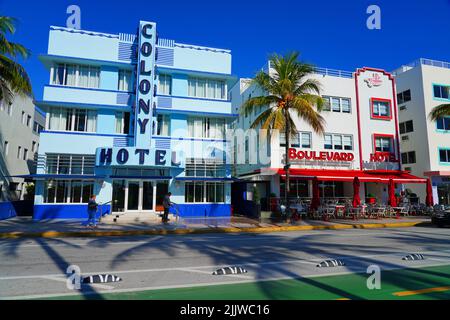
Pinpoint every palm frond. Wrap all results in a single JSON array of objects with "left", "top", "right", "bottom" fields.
[
  {"left": 428, "top": 104, "right": 450, "bottom": 121},
  {"left": 291, "top": 97, "right": 325, "bottom": 134},
  {"left": 240, "top": 95, "right": 279, "bottom": 116}
]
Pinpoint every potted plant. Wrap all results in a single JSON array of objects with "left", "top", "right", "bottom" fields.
[
  {"left": 366, "top": 193, "right": 376, "bottom": 204},
  {"left": 253, "top": 186, "right": 261, "bottom": 218}
]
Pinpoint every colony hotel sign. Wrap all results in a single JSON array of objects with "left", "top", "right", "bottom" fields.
[
  {"left": 288, "top": 148, "right": 355, "bottom": 162},
  {"left": 96, "top": 21, "right": 177, "bottom": 168}
]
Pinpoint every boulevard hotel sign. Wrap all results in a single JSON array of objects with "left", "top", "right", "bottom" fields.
[{"left": 95, "top": 21, "right": 177, "bottom": 168}]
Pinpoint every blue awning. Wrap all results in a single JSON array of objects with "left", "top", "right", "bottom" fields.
[
  {"left": 6, "top": 174, "right": 105, "bottom": 180},
  {"left": 174, "top": 177, "right": 236, "bottom": 182}
]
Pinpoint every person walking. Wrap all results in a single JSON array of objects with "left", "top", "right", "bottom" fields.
[
  {"left": 87, "top": 195, "right": 99, "bottom": 228},
  {"left": 162, "top": 192, "right": 172, "bottom": 223}
]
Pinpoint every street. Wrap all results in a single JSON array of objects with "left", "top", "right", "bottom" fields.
[{"left": 1, "top": 226, "right": 450, "bottom": 300}]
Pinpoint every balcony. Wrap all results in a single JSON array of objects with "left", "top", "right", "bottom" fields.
[
  {"left": 42, "top": 85, "right": 134, "bottom": 109},
  {"left": 155, "top": 95, "right": 233, "bottom": 116}
]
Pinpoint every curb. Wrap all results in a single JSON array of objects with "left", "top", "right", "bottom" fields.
[{"left": 0, "top": 221, "right": 425, "bottom": 239}]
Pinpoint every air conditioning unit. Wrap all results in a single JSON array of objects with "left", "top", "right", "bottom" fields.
[
  {"left": 399, "top": 105, "right": 407, "bottom": 111},
  {"left": 401, "top": 135, "right": 409, "bottom": 141}
]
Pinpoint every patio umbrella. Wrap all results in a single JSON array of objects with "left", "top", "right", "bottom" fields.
[
  {"left": 426, "top": 178, "right": 433, "bottom": 207},
  {"left": 352, "top": 177, "right": 361, "bottom": 207},
  {"left": 388, "top": 179, "right": 397, "bottom": 207},
  {"left": 311, "top": 178, "right": 320, "bottom": 211}
]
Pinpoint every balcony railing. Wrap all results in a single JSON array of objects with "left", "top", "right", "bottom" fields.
[{"left": 392, "top": 58, "right": 450, "bottom": 76}]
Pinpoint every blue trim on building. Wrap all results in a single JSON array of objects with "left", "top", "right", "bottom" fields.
[
  {"left": 39, "top": 54, "right": 135, "bottom": 68},
  {"left": 156, "top": 66, "right": 234, "bottom": 78},
  {"left": 41, "top": 130, "right": 133, "bottom": 138},
  {"left": 156, "top": 94, "right": 230, "bottom": 103},
  {"left": 110, "top": 176, "right": 172, "bottom": 180},
  {"left": 0, "top": 202, "right": 17, "bottom": 220},
  {"left": 16, "top": 174, "right": 102, "bottom": 180},
  {"left": 33, "top": 204, "right": 111, "bottom": 220},
  {"left": 174, "top": 204, "right": 231, "bottom": 218},
  {"left": 156, "top": 108, "right": 238, "bottom": 118},
  {"left": 35, "top": 100, "right": 133, "bottom": 110},
  {"left": 45, "top": 84, "right": 135, "bottom": 95},
  {"left": 175, "top": 177, "right": 234, "bottom": 182},
  {"left": 152, "top": 136, "right": 228, "bottom": 143}
]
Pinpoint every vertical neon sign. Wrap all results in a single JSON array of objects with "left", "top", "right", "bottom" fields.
[{"left": 135, "top": 21, "right": 157, "bottom": 148}]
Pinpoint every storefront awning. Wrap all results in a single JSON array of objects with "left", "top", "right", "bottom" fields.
[
  {"left": 174, "top": 177, "right": 236, "bottom": 183},
  {"left": 276, "top": 169, "right": 427, "bottom": 184}
]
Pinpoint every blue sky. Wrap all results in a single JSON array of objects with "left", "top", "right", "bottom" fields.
[{"left": 1, "top": 0, "right": 449, "bottom": 100}]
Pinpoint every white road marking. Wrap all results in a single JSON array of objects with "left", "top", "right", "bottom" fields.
[
  {"left": 39, "top": 275, "right": 114, "bottom": 290},
  {"left": 1, "top": 248, "right": 449, "bottom": 281},
  {"left": 3, "top": 261, "right": 450, "bottom": 300}
]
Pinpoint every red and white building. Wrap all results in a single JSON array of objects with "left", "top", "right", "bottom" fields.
[{"left": 230, "top": 63, "right": 428, "bottom": 209}]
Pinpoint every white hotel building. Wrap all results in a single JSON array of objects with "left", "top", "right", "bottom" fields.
[
  {"left": 393, "top": 58, "right": 450, "bottom": 205},
  {"left": 230, "top": 62, "right": 428, "bottom": 211}
]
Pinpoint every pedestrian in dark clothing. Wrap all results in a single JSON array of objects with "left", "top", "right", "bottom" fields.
[
  {"left": 87, "top": 195, "right": 98, "bottom": 228},
  {"left": 162, "top": 192, "right": 172, "bottom": 223}
]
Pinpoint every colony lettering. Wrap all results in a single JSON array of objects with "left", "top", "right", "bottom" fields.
[
  {"left": 135, "top": 21, "right": 157, "bottom": 148},
  {"left": 289, "top": 148, "right": 355, "bottom": 162}
]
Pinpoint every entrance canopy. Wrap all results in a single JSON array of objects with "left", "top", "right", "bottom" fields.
[{"left": 276, "top": 168, "right": 426, "bottom": 184}]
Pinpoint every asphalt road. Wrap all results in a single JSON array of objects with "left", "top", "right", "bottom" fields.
[{"left": 0, "top": 226, "right": 450, "bottom": 299}]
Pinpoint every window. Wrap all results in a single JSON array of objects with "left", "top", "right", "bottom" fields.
[
  {"left": 32, "top": 141, "right": 37, "bottom": 152},
  {"left": 322, "top": 96, "right": 351, "bottom": 113},
  {"left": 185, "top": 158, "right": 225, "bottom": 178},
  {"left": 23, "top": 148, "right": 28, "bottom": 160},
  {"left": 332, "top": 97, "right": 340, "bottom": 112},
  {"left": 397, "top": 89, "right": 411, "bottom": 104},
  {"left": 187, "top": 117, "right": 225, "bottom": 139},
  {"left": 0, "top": 99, "right": 4, "bottom": 112},
  {"left": 115, "top": 111, "right": 130, "bottom": 134},
  {"left": 17, "top": 146, "right": 21, "bottom": 159},
  {"left": 188, "top": 77, "right": 226, "bottom": 100},
  {"left": 185, "top": 182, "right": 225, "bottom": 203},
  {"left": 371, "top": 98, "right": 391, "bottom": 119},
  {"left": 118, "top": 69, "right": 132, "bottom": 92},
  {"left": 46, "top": 154, "right": 95, "bottom": 175},
  {"left": 158, "top": 74, "right": 172, "bottom": 95},
  {"left": 324, "top": 134, "right": 353, "bottom": 150},
  {"left": 21, "top": 111, "right": 25, "bottom": 124},
  {"left": 44, "top": 179, "right": 94, "bottom": 203},
  {"left": 280, "top": 132, "right": 311, "bottom": 148},
  {"left": 3, "top": 141, "right": 9, "bottom": 156},
  {"left": 52, "top": 64, "right": 100, "bottom": 89},
  {"left": 33, "top": 121, "right": 44, "bottom": 133},
  {"left": 433, "top": 84, "right": 450, "bottom": 99},
  {"left": 322, "top": 96, "right": 331, "bottom": 111},
  {"left": 436, "top": 117, "right": 450, "bottom": 131},
  {"left": 7, "top": 103, "right": 12, "bottom": 116},
  {"left": 27, "top": 115, "right": 32, "bottom": 127},
  {"left": 280, "top": 179, "right": 309, "bottom": 198},
  {"left": 401, "top": 151, "right": 416, "bottom": 164},
  {"left": 374, "top": 135, "right": 393, "bottom": 153},
  {"left": 48, "top": 107, "right": 97, "bottom": 132},
  {"left": 156, "top": 114, "right": 170, "bottom": 136},
  {"left": 439, "top": 149, "right": 450, "bottom": 163},
  {"left": 399, "top": 120, "right": 414, "bottom": 134}
]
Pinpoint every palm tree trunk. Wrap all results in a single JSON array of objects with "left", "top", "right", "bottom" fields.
[{"left": 284, "top": 107, "right": 290, "bottom": 218}]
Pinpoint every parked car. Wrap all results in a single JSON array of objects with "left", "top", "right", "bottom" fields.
[{"left": 431, "top": 206, "right": 450, "bottom": 227}]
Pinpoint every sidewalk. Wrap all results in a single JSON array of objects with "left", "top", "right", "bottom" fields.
[{"left": 0, "top": 215, "right": 431, "bottom": 239}]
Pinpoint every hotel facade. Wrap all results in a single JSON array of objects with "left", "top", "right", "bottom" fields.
[
  {"left": 231, "top": 62, "right": 428, "bottom": 211},
  {"left": 33, "top": 22, "right": 236, "bottom": 219},
  {"left": 393, "top": 58, "right": 450, "bottom": 205}
]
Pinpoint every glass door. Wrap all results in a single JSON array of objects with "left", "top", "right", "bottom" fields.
[
  {"left": 127, "top": 181, "right": 140, "bottom": 211},
  {"left": 142, "top": 181, "right": 154, "bottom": 211},
  {"left": 112, "top": 180, "right": 126, "bottom": 213}
]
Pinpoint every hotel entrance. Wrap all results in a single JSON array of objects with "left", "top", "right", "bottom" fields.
[{"left": 111, "top": 180, "right": 169, "bottom": 213}]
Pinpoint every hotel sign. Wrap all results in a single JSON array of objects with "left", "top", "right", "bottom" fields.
[
  {"left": 288, "top": 148, "right": 355, "bottom": 162},
  {"left": 135, "top": 21, "right": 157, "bottom": 148},
  {"left": 96, "top": 147, "right": 180, "bottom": 167},
  {"left": 369, "top": 152, "right": 398, "bottom": 163},
  {"left": 364, "top": 73, "right": 383, "bottom": 88}
]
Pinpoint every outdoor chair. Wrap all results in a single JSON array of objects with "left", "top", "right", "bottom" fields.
[{"left": 400, "top": 206, "right": 409, "bottom": 217}]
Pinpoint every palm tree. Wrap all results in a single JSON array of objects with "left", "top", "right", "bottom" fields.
[
  {"left": 0, "top": 16, "right": 32, "bottom": 105},
  {"left": 429, "top": 103, "right": 450, "bottom": 121},
  {"left": 241, "top": 52, "right": 325, "bottom": 215}
]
